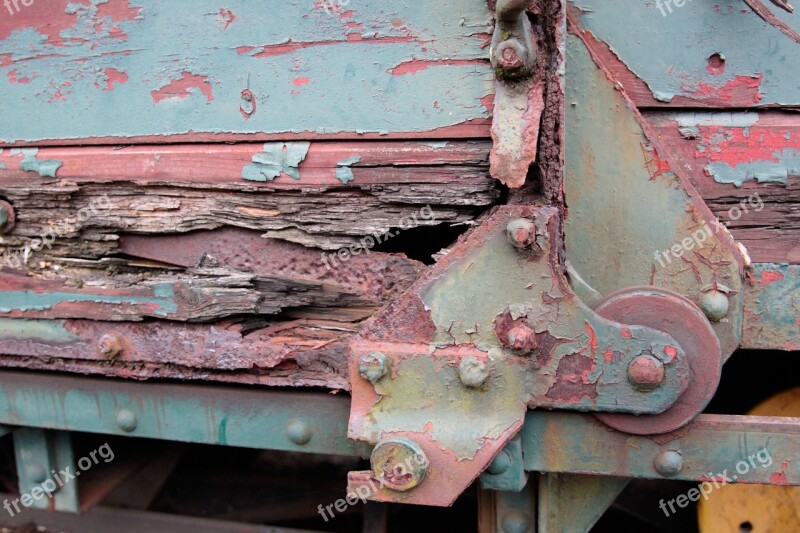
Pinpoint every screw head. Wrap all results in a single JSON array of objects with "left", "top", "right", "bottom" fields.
[
  {"left": 370, "top": 437, "right": 429, "bottom": 492},
  {"left": 358, "top": 352, "right": 390, "bottom": 383},
  {"left": 116, "top": 408, "right": 137, "bottom": 433},
  {"left": 459, "top": 356, "right": 490, "bottom": 388},
  {"left": 654, "top": 450, "right": 683, "bottom": 477},
  {"left": 506, "top": 324, "right": 538, "bottom": 353},
  {"left": 286, "top": 419, "right": 313, "bottom": 445},
  {"left": 495, "top": 39, "right": 527, "bottom": 71},
  {"left": 487, "top": 450, "right": 512, "bottom": 475},
  {"left": 0, "top": 200, "right": 15, "bottom": 234},
  {"left": 628, "top": 355, "right": 665, "bottom": 391},
  {"left": 98, "top": 334, "right": 123, "bottom": 358},
  {"left": 501, "top": 510, "right": 532, "bottom": 533},
  {"left": 700, "top": 290, "right": 729, "bottom": 322},
  {"left": 506, "top": 219, "right": 537, "bottom": 250}
]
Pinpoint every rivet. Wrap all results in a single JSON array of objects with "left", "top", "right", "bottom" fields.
[
  {"left": 487, "top": 450, "right": 512, "bottom": 475},
  {"left": 459, "top": 356, "right": 490, "bottom": 388},
  {"left": 116, "top": 408, "right": 137, "bottom": 433},
  {"left": 358, "top": 352, "right": 390, "bottom": 383},
  {"left": 98, "top": 334, "right": 123, "bottom": 358},
  {"left": 506, "top": 323, "right": 538, "bottom": 353},
  {"left": 654, "top": 450, "right": 683, "bottom": 477},
  {"left": 370, "top": 437, "right": 429, "bottom": 492},
  {"left": 501, "top": 510, "right": 532, "bottom": 533},
  {"left": 286, "top": 419, "right": 313, "bottom": 445},
  {"left": 700, "top": 290, "right": 729, "bottom": 322},
  {"left": 628, "top": 354, "right": 665, "bottom": 391},
  {"left": 0, "top": 200, "right": 15, "bottom": 234},
  {"left": 506, "top": 219, "right": 536, "bottom": 250}
]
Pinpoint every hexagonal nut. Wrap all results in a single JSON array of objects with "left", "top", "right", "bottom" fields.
[
  {"left": 507, "top": 323, "right": 538, "bottom": 353},
  {"left": 494, "top": 39, "right": 527, "bottom": 72},
  {"left": 371, "top": 437, "right": 429, "bottom": 492},
  {"left": 358, "top": 352, "right": 390, "bottom": 383},
  {"left": 459, "top": 356, "right": 490, "bottom": 388},
  {"left": 506, "top": 219, "right": 537, "bottom": 250}
]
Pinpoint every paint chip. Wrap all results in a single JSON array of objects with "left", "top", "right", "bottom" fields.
[{"left": 242, "top": 142, "right": 310, "bottom": 181}]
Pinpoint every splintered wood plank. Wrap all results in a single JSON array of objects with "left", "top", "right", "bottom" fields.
[
  {"left": 0, "top": 0, "right": 493, "bottom": 145},
  {"left": 646, "top": 111, "right": 800, "bottom": 264}
]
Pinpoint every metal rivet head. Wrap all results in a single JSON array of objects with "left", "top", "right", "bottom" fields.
[
  {"left": 506, "top": 219, "right": 536, "bottom": 250},
  {"left": 628, "top": 354, "right": 665, "bottom": 391},
  {"left": 700, "top": 290, "right": 729, "bottom": 322},
  {"left": 459, "top": 356, "right": 490, "bottom": 388},
  {"left": 116, "top": 408, "right": 137, "bottom": 433},
  {"left": 285, "top": 419, "right": 313, "bottom": 445},
  {"left": 501, "top": 510, "right": 532, "bottom": 533},
  {"left": 98, "top": 334, "right": 123, "bottom": 358},
  {"left": 506, "top": 324, "right": 538, "bottom": 353},
  {"left": 487, "top": 450, "right": 512, "bottom": 475},
  {"left": 0, "top": 200, "right": 15, "bottom": 235},
  {"left": 358, "top": 352, "right": 390, "bottom": 383},
  {"left": 654, "top": 450, "right": 683, "bottom": 477},
  {"left": 371, "top": 437, "right": 429, "bottom": 492},
  {"left": 26, "top": 463, "right": 47, "bottom": 484}
]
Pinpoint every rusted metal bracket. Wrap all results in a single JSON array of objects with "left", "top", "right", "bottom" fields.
[
  {"left": 489, "top": 0, "right": 546, "bottom": 188},
  {"left": 347, "top": 206, "right": 698, "bottom": 506}
]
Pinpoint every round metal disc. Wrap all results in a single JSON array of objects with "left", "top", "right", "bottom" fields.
[{"left": 594, "top": 286, "right": 722, "bottom": 435}]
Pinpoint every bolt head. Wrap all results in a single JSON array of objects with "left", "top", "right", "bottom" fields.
[
  {"left": 370, "top": 437, "right": 429, "bottom": 492},
  {"left": 700, "top": 290, "right": 729, "bottom": 322},
  {"left": 501, "top": 510, "right": 532, "bottom": 533},
  {"left": 286, "top": 419, "right": 313, "bottom": 445},
  {"left": 116, "top": 408, "right": 137, "bottom": 432},
  {"left": 628, "top": 355, "right": 665, "bottom": 391},
  {"left": 507, "top": 324, "right": 538, "bottom": 353},
  {"left": 98, "top": 334, "right": 123, "bottom": 358},
  {"left": 487, "top": 450, "right": 512, "bottom": 475},
  {"left": 358, "top": 352, "right": 390, "bottom": 383},
  {"left": 459, "top": 356, "right": 490, "bottom": 388},
  {"left": 0, "top": 200, "right": 15, "bottom": 234},
  {"left": 506, "top": 219, "right": 537, "bottom": 250},
  {"left": 496, "top": 39, "right": 527, "bottom": 71},
  {"left": 654, "top": 450, "right": 683, "bottom": 477}
]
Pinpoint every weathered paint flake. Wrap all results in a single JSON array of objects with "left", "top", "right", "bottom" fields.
[
  {"left": 10, "top": 148, "right": 62, "bottom": 178},
  {"left": 242, "top": 142, "right": 310, "bottom": 182},
  {"left": 743, "top": 264, "right": 800, "bottom": 350},
  {"left": 335, "top": 156, "right": 360, "bottom": 184}
]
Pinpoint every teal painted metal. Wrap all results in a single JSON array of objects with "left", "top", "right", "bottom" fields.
[
  {"left": 0, "top": 371, "right": 370, "bottom": 458},
  {"left": 0, "top": 286, "right": 178, "bottom": 316},
  {"left": 480, "top": 482, "right": 535, "bottom": 533},
  {"left": 0, "top": 0, "right": 493, "bottom": 144},
  {"left": 743, "top": 263, "right": 800, "bottom": 350},
  {"left": 523, "top": 411, "right": 800, "bottom": 485},
  {"left": 13, "top": 428, "right": 79, "bottom": 513},
  {"left": 570, "top": 0, "right": 800, "bottom": 106},
  {"left": 480, "top": 435, "right": 527, "bottom": 492},
  {"left": 537, "top": 473, "right": 629, "bottom": 533}
]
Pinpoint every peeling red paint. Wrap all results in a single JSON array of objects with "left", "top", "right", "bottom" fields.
[
  {"left": 7, "top": 69, "right": 31, "bottom": 84},
  {"left": 100, "top": 67, "right": 128, "bottom": 91},
  {"left": 760, "top": 270, "right": 785, "bottom": 286},
  {"left": 388, "top": 59, "right": 487, "bottom": 76},
  {"left": 218, "top": 8, "right": 236, "bottom": 29},
  {"left": 584, "top": 322, "right": 598, "bottom": 358},
  {"left": 706, "top": 53, "right": 726, "bottom": 76},
  {"left": 663, "top": 345, "right": 678, "bottom": 361},
  {"left": 770, "top": 471, "right": 789, "bottom": 485},
  {"left": 95, "top": 0, "right": 143, "bottom": 23},
  {"left": 151, "top": 73, "right": 214, "bottom": 103},
  {"left": 697, "top": 125, "right": 796, "bottom": 168},
  {"left": 603, "top": 348, "right": 615, "bottom": 363},
  {"left": 293, "top": 77, "right": 310, "bottom": 87},
  {"left": 687, "top": 74, "right": 763, "bottom": 106},
  {"left": 239, "top": 36, "right": 416, "bottom": 58},
  {"left": 620, "top": 325, "right": 632, "bottom": 339}
]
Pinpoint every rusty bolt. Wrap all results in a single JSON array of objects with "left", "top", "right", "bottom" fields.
[
  {"left": 506, "top": 323, "right": 538, "bottom": 353},
  {"left": 628, "top": 355, "right": 665, "bottom": 391},
  {"left": 459, "top": 356, "right": 490, "bottom": 388},
  {"left": 654, "top": 450, "right": 683, "bottom": 477},
  {"left": 370, "top": 437, "right": 429, "bottom": 492},
  {"left": 506, "top": 219, "right": 537, "bottom": 250},
  {"left": 98, "top": 334, "right": 123, "bottom": 358},
  {"left": 0, "top": 200, "right": 15, "bottom": 234},
  {"left": 495, "top": 39, "right": 527, "bottom": 71},
  {"left": 358, "top": 352, "right": 390, "bottom": 383},
  {"left": 700, "top": 290, "right": 729, "bottom": 322}
]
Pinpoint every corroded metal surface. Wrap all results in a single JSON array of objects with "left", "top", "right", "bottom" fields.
[{"left": 742, "top": 263, "right": 800, "bottom": 350}]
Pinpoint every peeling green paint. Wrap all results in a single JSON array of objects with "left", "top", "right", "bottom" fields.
[
  {"left": 0, "top": 285, "right": 178, "bottom": 316},
  {"left": 242, "top": 142, "right": 310, "bottom": 181},
  {"left": 743, "top": 263, "right": 800, "bottom": 350},
  {"left": 9, "top": 148, "right": 62, "bottom": 178},
  {"left": 0, "top": 319, "right": 82, "bottom": 344},
  {"left": 335, "top": 156, "right": 361, "bottom": 185},
  {"left": 706, "top": 159, "right": 795, "bottom": 187}
]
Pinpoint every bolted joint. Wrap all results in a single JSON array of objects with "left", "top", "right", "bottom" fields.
[
  {"left": 0, "top": 200, "right": 15, "bottom": 235},
  {"left": 496, "top": 39, "right": 527, "bottom": 71},
  {"left": 358, "top": 352, "right": 390, "bottom": 383},
  {"left": 371, "top": 437, "right": 429, "bottom": 492},
  {"left": 459, "top": 356, "right": 490, "bottom": 388},
  {"left": 628, "top": 354, "right": 665, "bottom": 391},
  {"left": 491, "top": 0, "right": 537, "bottom": 79},
  {"left": 506, "top": 218, "right": 538, "bottom": 250}
]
